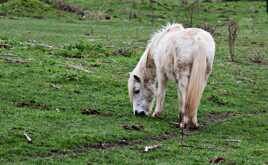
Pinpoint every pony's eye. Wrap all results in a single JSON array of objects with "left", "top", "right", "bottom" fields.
[{"left": 134, "top": 89, "right": 140, "bottom": 94}]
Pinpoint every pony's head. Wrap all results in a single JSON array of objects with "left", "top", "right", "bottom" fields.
[{"left": 128, "top": 72, "right": 155, "bottom": 116}]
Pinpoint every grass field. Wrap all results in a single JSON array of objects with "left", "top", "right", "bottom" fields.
[{"left": 0, "top": 0, "right": 267, "bottom": 164}]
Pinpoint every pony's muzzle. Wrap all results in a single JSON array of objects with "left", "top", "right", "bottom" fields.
[{"left": 134, "top": 110, "right": 146, "bottom": 116}]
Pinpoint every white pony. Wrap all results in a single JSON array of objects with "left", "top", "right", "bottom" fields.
[{"left": 128, "top": 23, "right": 215, "bottom": 129}]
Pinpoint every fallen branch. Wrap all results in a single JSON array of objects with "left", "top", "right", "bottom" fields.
[{"left": 209, "top": 157, "right": 225, "bottom": 164}]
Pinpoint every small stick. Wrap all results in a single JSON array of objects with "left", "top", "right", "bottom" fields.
[
  {"left": 225, "top": 139, "right": 241, "bottom": 143},
  {"left": 23, "top": 132, "right": 32, "bottom": 143},
  {"left": 144, "top": 144, "right": 161, "bottom": 152}
]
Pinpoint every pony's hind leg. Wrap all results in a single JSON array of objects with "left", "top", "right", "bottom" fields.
[
  {"left": 152, "top": 74, "right": 167, "bottom": 117},
  {"left": 176, "top": 74, "right": 188, "bottom": 123},
  {"left": 176, "top": 69, "right": 199, "bottom": 130}
]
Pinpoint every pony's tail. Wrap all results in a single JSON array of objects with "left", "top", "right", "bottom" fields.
[{"left": 185, "top": 48, "right": 207, "bottom": 124}]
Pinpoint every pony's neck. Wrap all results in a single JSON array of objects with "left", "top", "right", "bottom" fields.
[{"left": 133, "top": 47, "right": 156, "bottom": 83}]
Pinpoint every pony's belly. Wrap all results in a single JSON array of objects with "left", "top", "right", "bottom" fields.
[{"left": 162, "top": 63, "right": 179, "bottom": 81}]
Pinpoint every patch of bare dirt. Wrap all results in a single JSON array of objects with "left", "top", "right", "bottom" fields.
[
  {"left": 209, "top": 156, "right": 225, "bottom": 164},
  {"left": 15, "top": 100, "right": 49, "bottom": 110},
  {"left": 122, "top": 124, "right": 144, "bottom": 131},
  {"left": 29, "top": 131, "right": 176, "bottom": 159},
  {"left": 112, "top": 48, "right": 132, "bottom": 57},
  {"left": 0, "top": 0, "right": 8, "bottom": 4},
  {"left": 81, "top": 108, "right": 100, "bottom": 115},
  {"left": 0, "top": 54, "right": 27, "bottom": 64},
  {"left": 77, "top": 131, "right": 175, "bottom": 150},
  {"left": 202, "top": 111, "right": 237, "bottom": 125},
  {"left": 3, "top": 57, "right": 27, "bottom": 64},
  {"left": 0, "top": 43, "right": 10, "bottom": 49},
  {"left": 80, "top": 108, "right": 112, "bottom": 117},
  {"left": 46, "top": 0, "right": 84, "bottom": 15},
  {"left": 0, "top": 12, "right": 7, "bottom": 17}
]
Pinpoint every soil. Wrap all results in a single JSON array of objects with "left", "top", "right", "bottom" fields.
[
  {"left": 15, "top": 100, "right": 49, "bottom": 110},
  {"left": 80, "top": 108, "right": 113, "bottom": 117}
]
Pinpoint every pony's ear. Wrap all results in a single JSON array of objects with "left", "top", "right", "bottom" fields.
[
  {"left": 133, "top": 74, "right": 141, "bottom": 83},
  {"left": 146, "top": 49, "right": 154, "bottom": 68}
]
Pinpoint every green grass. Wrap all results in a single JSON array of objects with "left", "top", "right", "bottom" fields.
[{"left": 0, "top": 0, "right": 267, "bottom": 164}]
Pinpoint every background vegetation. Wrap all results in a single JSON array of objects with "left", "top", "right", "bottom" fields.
[{"left": 0, "top": 0, "right": 267, "bottom": 164}]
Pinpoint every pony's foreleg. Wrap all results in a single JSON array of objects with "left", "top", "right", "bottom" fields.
[
  {"left": 152, "top": 74, "right": 167, "bottom": 117},
  {"left": 177, "top": 75, "right": 188, "bottom": 123},
  {"left": 206, "top": 62, "right": 213, "bottom": 81}
]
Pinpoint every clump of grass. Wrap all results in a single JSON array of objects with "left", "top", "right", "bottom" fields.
[
  {"left": 0, "top": 0, "right": 52, "bottom": 17},
  {"left": 0, "top": 38, "right": 23, "bottom": 47},
  {"left": 55, "top": 40, "right": 110, "bottom": 58},
  {"left": 207, "top": 94, "right": 229, "bottom": 106},
  {"left": 50, "top": 71, "right": 86, "bottom": 84}
]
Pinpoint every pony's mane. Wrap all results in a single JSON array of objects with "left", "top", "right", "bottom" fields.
[{"left": 149, "top": 23, "right": 184, "bottom": 45}]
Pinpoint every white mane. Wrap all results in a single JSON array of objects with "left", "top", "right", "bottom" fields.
[{"left": 149, "top": 23, "right": 184, "bottom": 46}]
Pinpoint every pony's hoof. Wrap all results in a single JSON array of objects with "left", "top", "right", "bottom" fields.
[
  {"left": 179, "top": 122, "right": 186, "bottom": 129},
  {"left": 152, "top": 112, "right": 160, "bottom": 117},
  {"left": 189, "top": 122, "right": 199, "bottom": 130}
]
